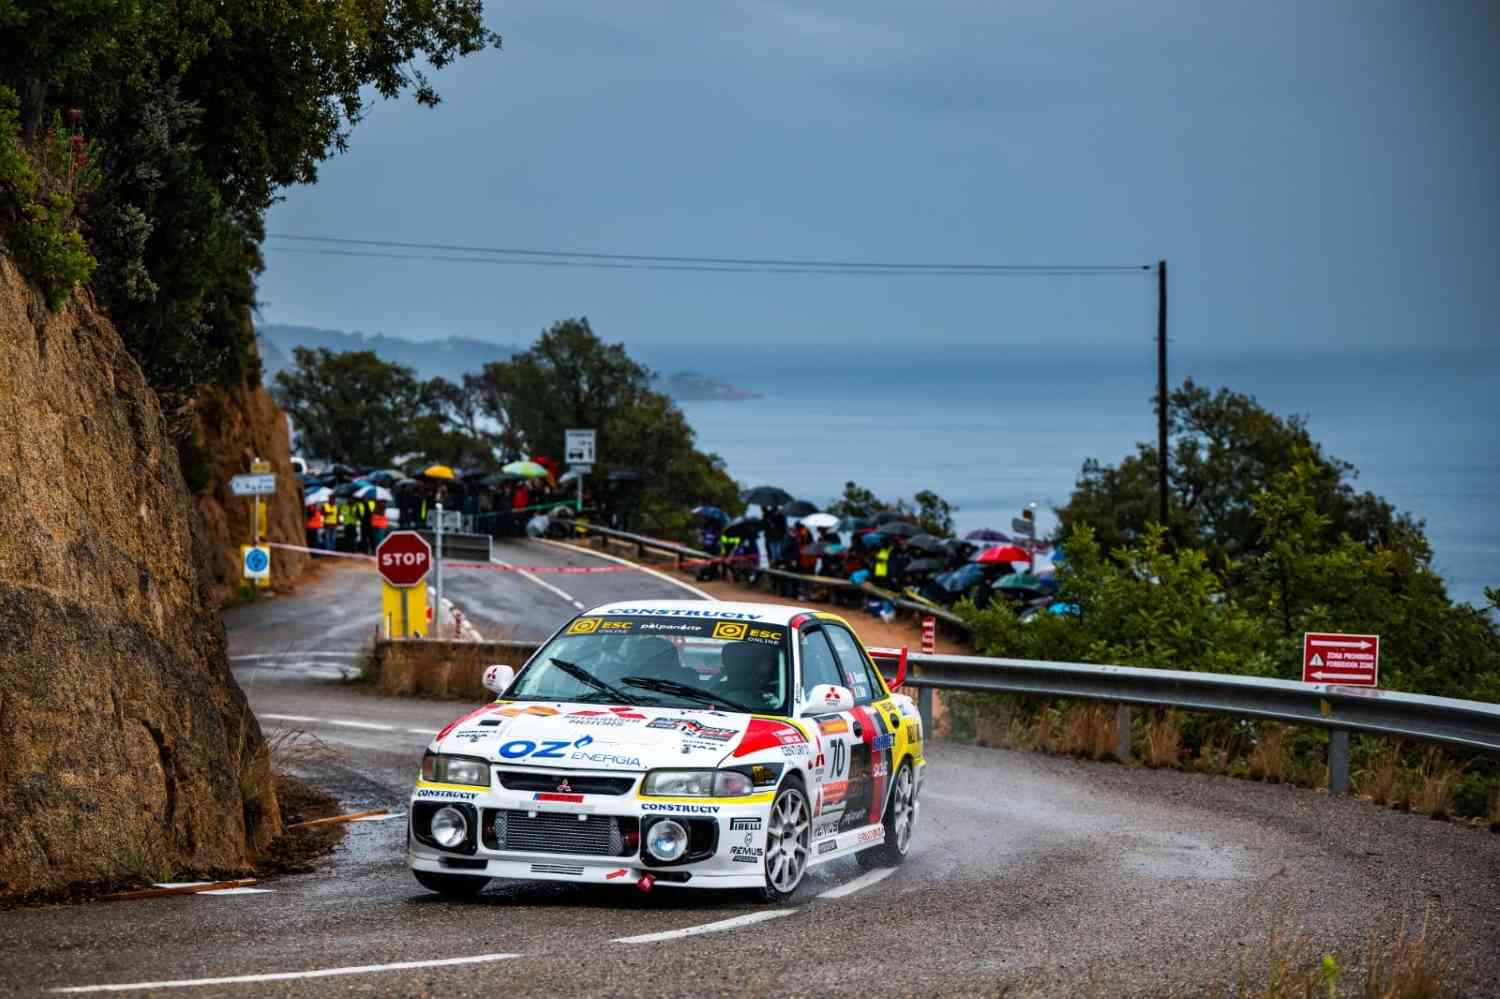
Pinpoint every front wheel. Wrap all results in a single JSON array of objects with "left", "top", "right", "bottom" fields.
[
  {"left": 758, "top": 780, "right": 811, "bottom": 902},
  {"left": 412, "top": 868, "right": 490, "bottom": 897},
  {"left": 858, "top": 760, "right": 916, "bottom": 869}
]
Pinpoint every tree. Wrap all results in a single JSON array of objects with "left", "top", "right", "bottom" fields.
[
  {"left": 272, "top": 348, "right": 430, "bottom": 467},
  {"left": 1057, "top": 380, "right": 1418, "bottom": 566},
  {"left": 913, "top": 489, "right": 957, "bottom": 538},
  {"left": 471, "top": 318, "right": 739, "bottom": 535}
]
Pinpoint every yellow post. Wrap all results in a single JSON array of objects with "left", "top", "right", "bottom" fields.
[{"left": 382, "top": 580, "right": 427, "bottom": 638}]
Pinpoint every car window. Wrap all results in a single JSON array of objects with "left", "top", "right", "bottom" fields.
[
  {"left": 823, "top": 624, "right": 884, "bottom": 704},
  {"left": 799, "top": 629, "right": 843, "bottom": 700}
]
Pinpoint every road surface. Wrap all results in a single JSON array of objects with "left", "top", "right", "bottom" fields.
[{"left": 4, "top": 537, "right": 1498, "bottom": 996}]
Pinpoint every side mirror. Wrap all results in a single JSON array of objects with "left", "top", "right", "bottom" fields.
[
  {"left": 482, "top": 663, "right": 515, "bottom": 695},
  {"left": 803, "top": 683, "right": 854, "bottom": 715}
]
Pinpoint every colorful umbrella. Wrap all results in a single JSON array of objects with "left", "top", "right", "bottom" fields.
[
  {"left": 692, "top": 505, "right": 730, "bottom": 524},
  {"left": 421, "top": 464, "right": 456, "bottom": 481},
  {"left": 965, "top": 527, "right": 1010, "bottom": 542},
  {"left": 994, "top": 571, "right": 1048, "bottom": 591},
  {"left": 975, "top": 545, "right": 1030, "bottom": 564},
  {"left": 502, "top": 460, "right": 550, "bottom": 479},
  {"left": 304, "top": 486, "right": 332, "bottom": 505}
]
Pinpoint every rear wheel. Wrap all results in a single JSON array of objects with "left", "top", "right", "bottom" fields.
[
  {"left": 758, "top": 780, "right": 810, "bottom": 902},
  {"left": 413, "top": 868, "right": 490, "bottom": 897},
  {"left": 858, "top": 759, "right": 915, "bottom": 869}
]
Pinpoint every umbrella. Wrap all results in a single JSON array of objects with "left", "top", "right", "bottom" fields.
[
  {"left": 801, "top": 512, "right": 839, "bottom": 531},
  {"left": 479, "top": 472, "right": 523, "bottom": 488},
  {"left": 907, "top": 534, "right": 947, "bottom": 554},
  {"left": 304, "top": 486, "right": 332, "bottom": 505},
  {"left": 936, "top": 564, "right": 985, "bottom": 593},
  {"left": 365, "top": 470, "right": 402, "bottom": 486},
  {"left": 995, "top": 572, "right": 1050, "bottom": 593},
  {"left": 530, "top": 455, "right": 560, "bottom": 476},
  {"left": 724, "top": 516, "right": 763, "bottom": 535},
  {"left": 975, "top": 545, "right": 1030, "bottom": 564},
  {"left": 836, "top": 515, "right": 868, "bottom": 532},
  {"left": 502, "top": 460, "right": 550, "bottom": 479},
  {"left": 421, "top": 464, "right": 456, "bottom": 481},
  {"left": 804, "top": 542, "right": 844, "bottom": 557},
  {"left": 355, "top": 484, "right": 394, "bottom": 502},
  {"left": 943, "top": 538, "right": 978, "bottom": 559},
  {"left": 872, "top": 510, "right": 907, "bottom": 526},
  {"left": 784, "top": 499, "right": 818, "bottom": 518},
  {"left": 332, "top": 482, "right": 359, "bottom": 498},
  {"left": 904, "top": 557, "right": 945, "bottom": 574},
  {"left": 557, "top": 469, "right": 582, "bottom": 486},
  {"left": 965, "top": 527, "right": 1010, "bottom": 542},
  {"left": 744, "top": 485, "right": 792, "bottom": 507},
  {"left": 874, "top": 521, "right": 919, "bottom": 539},
  {"left": 691, "top": 505, "right": 730, "bottom": 524},
  {"left": 328, "top": 463, "right": 357, "bottom": 480}
]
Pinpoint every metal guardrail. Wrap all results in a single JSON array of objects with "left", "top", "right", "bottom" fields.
[
  {"left": 573, "top": 523, "right": 970, "bottom": 632},
  {"left": 901, "top": 652, "right": 1500, "bottom": 792},
  {"left": 416, "top": 530, "right": 493, "bottom": 563}
]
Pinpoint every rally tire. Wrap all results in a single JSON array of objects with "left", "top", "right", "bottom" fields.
[
  {"left": 412, "top": 869, "right": 491, "bottom": 897},
  {"left": 857, "top": 759, "right": 915, "bottom": 869},
  {"left": 758, "top": 778, "right": 811, "bottom": 903}
]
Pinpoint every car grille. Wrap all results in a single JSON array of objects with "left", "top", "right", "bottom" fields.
[
  {"left": 494, "top": 771, "right": 636, "bottom": 796},
  {"left": 490, "top": 809, "right": 628, "bottom": 856}
]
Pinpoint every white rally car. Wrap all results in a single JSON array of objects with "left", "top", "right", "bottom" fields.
[{"left": 408, "top": 600, "right": 925, "bottom": 900}]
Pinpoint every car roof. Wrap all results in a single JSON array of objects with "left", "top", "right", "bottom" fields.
[{"left": 584, "top": 599, "right": 812, "bottom": 627}]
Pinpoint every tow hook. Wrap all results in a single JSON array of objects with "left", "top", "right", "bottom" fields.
[{"left": 637, "top": 873, "right": 656, "bottom": 893}]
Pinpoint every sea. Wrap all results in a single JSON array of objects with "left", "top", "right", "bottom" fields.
[{"left": 668, "top": 345, "right": 1498, "bottom": 610}]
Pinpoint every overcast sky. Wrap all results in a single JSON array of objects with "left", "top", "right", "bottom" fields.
[{"left": 258, "top": 0, "right": 1499, "bottom": 361}]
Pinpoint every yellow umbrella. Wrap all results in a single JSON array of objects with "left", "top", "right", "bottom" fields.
[{"left": 421, "top": 464, "right": 455, "bottom": 480}]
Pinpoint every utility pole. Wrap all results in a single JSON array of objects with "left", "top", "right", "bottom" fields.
[{"left": 1156, "top": 260, "right": 1169, "bottom": 527}]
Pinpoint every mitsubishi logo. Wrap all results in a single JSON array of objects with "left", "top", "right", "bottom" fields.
[{"left": 557, "top": 779, "right": 572, "bottom": 793}]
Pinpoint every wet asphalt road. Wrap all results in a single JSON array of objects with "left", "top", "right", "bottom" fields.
[{"left": 4, "top": 538, "right": 1499, "bottom": 996}]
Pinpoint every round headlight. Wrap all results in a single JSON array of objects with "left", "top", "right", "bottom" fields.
[
  {"left": 430, "top": 806, "right": 467, "bottom": 849},
  {"left": 646, "top": 819, "right": 688, "bottom": 862}
]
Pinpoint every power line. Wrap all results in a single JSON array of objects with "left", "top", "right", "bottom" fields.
[
  {"left": 265, "top": 232, "right": 1149, "bottom": 276},
  {"left": 269, "top": 245, "right": 1149, "bottom": 277}
]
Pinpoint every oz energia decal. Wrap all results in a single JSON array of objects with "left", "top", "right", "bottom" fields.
[{"left": 495, "top": 733, "right": 643, "bottom": 769}]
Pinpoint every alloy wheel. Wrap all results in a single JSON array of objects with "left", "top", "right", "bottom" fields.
[{"left": 764, "top": 786, "right": 810, "bottom": 893}]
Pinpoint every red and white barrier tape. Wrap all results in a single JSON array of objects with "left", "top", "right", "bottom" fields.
[{"left": 267, "top": 542, "right": 751, "bottom": 575}]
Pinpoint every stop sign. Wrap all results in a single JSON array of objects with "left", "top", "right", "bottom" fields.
[{"left": 376, "top": 531, "right": 432, "bottom": 587}]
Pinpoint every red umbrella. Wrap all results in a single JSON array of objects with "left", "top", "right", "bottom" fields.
[
  {"left": 975, "top": 545, "right": 1029, "bottom": 564},
  {"left": 530, "top": 455, "right": 560, "bottom": 475}
]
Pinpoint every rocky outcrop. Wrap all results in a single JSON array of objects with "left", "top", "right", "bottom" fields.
[
  {"left": 187, "top": 340, "right": 309, "bottom": 604},
  {"left": 0, "top": 257, "right": 280, "bottom": 895}
]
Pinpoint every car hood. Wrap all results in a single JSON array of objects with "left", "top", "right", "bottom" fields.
[{"left": 432, "top": 701, "right": 765, "bottom": 772}]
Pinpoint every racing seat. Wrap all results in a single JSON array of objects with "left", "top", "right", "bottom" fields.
[{"left": 623, "top": 635, "right": 697, "bottom": 688}]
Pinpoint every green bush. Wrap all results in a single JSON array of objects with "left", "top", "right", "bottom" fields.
[{"left": 0, "top": 91, "right": 99, "bottom": 310}]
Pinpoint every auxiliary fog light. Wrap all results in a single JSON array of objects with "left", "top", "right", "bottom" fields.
[
  {"left": 431, "top": 807, "right": 468, "bottom": 849},
  {"left": 646, "top": 819, "right": 688, "bottom": 862}
]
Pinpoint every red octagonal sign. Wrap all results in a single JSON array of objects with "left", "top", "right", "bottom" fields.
[{"left": 376, "top": 530, "right": 432, "bottom": 587}]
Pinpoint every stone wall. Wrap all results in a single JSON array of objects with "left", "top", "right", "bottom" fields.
[{"left": 368, "top": 639, "right": 539, "bottom": 701}]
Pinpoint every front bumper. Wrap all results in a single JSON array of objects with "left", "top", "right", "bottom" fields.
[{"left": 406, "top": 772, "right": 774, "bottom": 890}]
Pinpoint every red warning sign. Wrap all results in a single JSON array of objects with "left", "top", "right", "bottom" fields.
[{"left": 1302, "top": 632, "right": 1380, "bottom": 687}]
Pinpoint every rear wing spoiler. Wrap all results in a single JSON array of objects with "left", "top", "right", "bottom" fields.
[{"left": 865, "top": 645, "right": 909, "bottom": 689}]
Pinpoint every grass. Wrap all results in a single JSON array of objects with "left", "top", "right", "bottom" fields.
[
  {"left": 1248, "top": 723, "right": 1292, "bottom": 784},
  {"left": 1410, "top": 748, "right": 1463, "bottom": 821},
  {"left": 1206, "top": 909, "right": 1457, "bottom": 999},
  {"left": 1355, "top": 743, "right": 1408, "bottom": 808},
  {"left": 1143, "top": 709, "right": 1182, "bottom": 768},
  {"left": 1060, "top": 702, "right": 1119, "bottom": 761}
]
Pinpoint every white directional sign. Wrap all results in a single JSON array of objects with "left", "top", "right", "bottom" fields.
[
  {"left": 230, "top": 473, "right": 277, "bottom": 496},
  {"left": 565, "top": 428, "right": 596, "bottom": 466}
]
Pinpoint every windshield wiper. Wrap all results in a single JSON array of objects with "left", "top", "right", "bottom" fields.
[
  {"left": 548, "top": 657, "right": 634, "bottom": 705},
  {"left": 622, "top": 676, "right": 756, "bottom": 715}
]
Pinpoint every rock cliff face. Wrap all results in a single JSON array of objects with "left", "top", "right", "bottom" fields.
[
  {"left": 0, "top": 256, "right": 281, "bottom": 895},
  {"left": 187, "top": 335, "right": 309, "bottom": 604}
]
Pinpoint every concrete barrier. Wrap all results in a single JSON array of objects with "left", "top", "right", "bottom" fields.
[{"left": 368, "top": 639, "right": 539, "bottom": 700}]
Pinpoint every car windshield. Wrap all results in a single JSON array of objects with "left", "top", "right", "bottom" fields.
[{"left": 507, "top": 614, "right": 792, "bottom": 715}]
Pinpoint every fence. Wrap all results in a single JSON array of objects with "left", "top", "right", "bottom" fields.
[{"left": 900, "top": 652, "right": 1500, "bottom": 793}]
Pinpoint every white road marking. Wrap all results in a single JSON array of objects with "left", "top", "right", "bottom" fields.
[
  {"left": 259, "top": 713, "right": 396, "bottom": 733},
  {"left": 49, "top": 953, "right": 521, "bottom": 993},
  {"left": 492, "top": 555, "right": 586, "bottom": 610},
  {"left": 533, "top": 537, "right": 713, "bottom": 599},
  {"left": 817, "top": 865, "right": 896, "bottom": 900},
  {"left": 612, "top": 909, "right": 795, "bottom": 944}
]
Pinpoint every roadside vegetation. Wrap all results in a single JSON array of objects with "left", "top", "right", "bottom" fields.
[
  {"left": 952, "top": 383, "right": 1500, "bottom": 824},
  {"left": 0, "top": 0, "right": 501, "bottom": 430}
]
